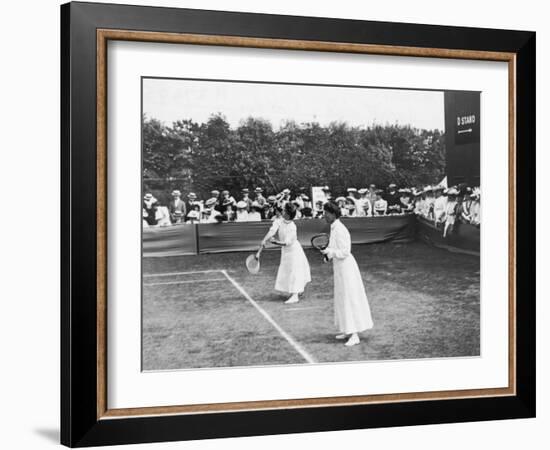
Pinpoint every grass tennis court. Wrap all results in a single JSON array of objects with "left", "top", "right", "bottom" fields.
[{"left": 142, "top": 241, "right": 480, "bottom": 371}]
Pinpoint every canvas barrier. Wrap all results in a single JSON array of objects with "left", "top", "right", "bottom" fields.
[
  {"left": 143, "top": 214, "right": 417, "bottom": 257},
  {"left": 416, "top": 216, "right": 480, "bottom": 255}
]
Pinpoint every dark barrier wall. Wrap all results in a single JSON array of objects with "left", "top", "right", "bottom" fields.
[
  {"left": 142, "top": 223, "right": 198, "bottom": 257},
  {"left": 416, "top": 216, "right": 480, "bottom": 254},
  {"left": 143, "top": 215, "right": 416, "bottom": 257}
]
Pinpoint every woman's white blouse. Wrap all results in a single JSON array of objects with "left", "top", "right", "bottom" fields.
[{"left": 326, "top": 220, "right": 352, "bottom": 260}]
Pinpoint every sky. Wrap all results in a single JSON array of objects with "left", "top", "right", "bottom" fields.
[{"left": 143, "top": 78, "right": 445, "bottom": 131}]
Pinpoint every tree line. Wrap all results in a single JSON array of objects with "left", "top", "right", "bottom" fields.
[{"left": 143, "top": 114, "right": 446, "bottom": 204}]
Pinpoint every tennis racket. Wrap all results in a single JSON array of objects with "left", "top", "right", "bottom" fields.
[
  {"left": 310, "top": 233, "right": 330, "bottom": 262},
  {"left": 245, "top": 245, "right": 264, "bottom": 274}
]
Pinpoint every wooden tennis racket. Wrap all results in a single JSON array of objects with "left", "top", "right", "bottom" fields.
[
  {"left": 245, "top": 245, "right": 264, "bottom": 274},
  {"left": 310, "top": 233, "right": 330, "bottom": 262}
]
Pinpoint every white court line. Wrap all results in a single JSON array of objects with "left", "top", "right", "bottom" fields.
[
  {"left": 144, "top": 278, "right": 226, "bottom": 286},
  {"left": 221, "top": 270, "right": 316, "bottom": 364},
  {"left": 143, "top": 270, "right": 224, "bottom": 278},
  {"left": 284, "top": 306, "right": 325, "bottom": 312}
]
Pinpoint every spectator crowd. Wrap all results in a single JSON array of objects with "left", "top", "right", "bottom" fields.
[{"left": 143, "top": 183, "right": 480, "bottom": 236}]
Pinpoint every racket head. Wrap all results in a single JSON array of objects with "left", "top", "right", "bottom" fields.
[
  {"left": 310, "top": 233, "right": 330, "bottom": 250},
  {"left": 245, "top": 254, "right": 261, "bottom": 274}
]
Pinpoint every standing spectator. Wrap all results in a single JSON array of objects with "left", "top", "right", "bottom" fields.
[
  {"left": 207, "top": 189, "right": 220, "bottom": 211},
  {"left": 433, "top": 186, "right": 447, "bottom": 225},
  {"left": 143, "top": 193, "right": 158, "bottom": 226},
  {"left": 220, "top": 190, "right": 236, "bottom": 209},
  {"left": 202, "top": 198, "right": 222, "bottom": 223},
  {"left": 254, "top": 188, "right": 266, "bottom": 208},
  {"left": 221, "top": 198, "right": 235, "bottom": 222},
  {"left": 241, "top": 188, "right": 253, "bottom": 212},
  {"left": 386, "top": 183, "right": 401, "bottom": 214},
  {"left": 367, "top": 184, "right": 378, "bottom": 207},
  {"left": 443, "top": 188, "right": 459, "bottom": 237},
  {"left": 373, "top": 190, "right": 388, "bottom": 216},
  {"left": 277, "top": 188, "right": 291, "bottom": 207},
  {"left": 322, "top": 186, "right": 332, "bottom": 204},
  {"left": 169, "top": 190, "right": 186, "bottom": 224},
  {"left": 185, "top": 192, "right": 202, "bottom": 216},
  {"left": 265, "top": 195, "right": 279, "bottom": 220}
]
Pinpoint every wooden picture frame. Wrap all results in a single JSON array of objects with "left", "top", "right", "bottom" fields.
[{"left": 61, "top": 1, "right": 535, "bottom": 447}]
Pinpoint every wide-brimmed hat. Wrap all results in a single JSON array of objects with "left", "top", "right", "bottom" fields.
[
  {"left": 221, "top": 190, "right": 229, "bottom": 196},
  {"left": 188, "top": 192, "right": 197, "bottom": 198},
  {"left": 369, "top": 184, "right": 376, "bottom": 188},
  {"left": 388, "top": 183, "right": 397, "bottom": 189},
  {"left": 358, "top": 188, "right": 368, "bottom": 194},
  {"left": 347, "top": 187, "right": 357, "bottom": 193},
  {"left": 205, "top": 198, "right": 217, "bottom": 207},
  {"left": 236, "top": 201, "right": 247, "bottom": 209},
  {"left": 301, "top": 194, "right": 309, "bottom": 200},
  {"left": 267, "top": 195, "right": 277, "bottom": 202},
  {"left": 335, "top": 196, "right": 346, "bottom": 203},
  {"left": 211, "top": 189, "right": 220, "bottom": 195},
  {"left": 242, "top": 188, "right": 249, "bottom": 194},
  {"left": 144, "top": 193, "right": 153, "bottom": 200},
  {"left": 171, "top": 190, "right": 181, "bottom": 196},
  {"left": 447, "top": 188, "right": 459, "bottom": 195},
  {"left": 423, "top": 186, "right": 433, "bottom": 193},
  {"left": 187, "top": 211, "right": 200, "bottom": 220},
  {"left": 254, "top": 187, "right": 263, "bottom": 193},
  {"left": 282, "top": 188, "right": 291, "bottom": 195},
  {"left": 322, "top": 185, "right": 330, "bottom": 192}
]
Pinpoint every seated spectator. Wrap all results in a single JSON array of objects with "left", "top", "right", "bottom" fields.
[
  {"left": 470, "top": 188, "right": 481, "bottom": 226},
  {"left": 399, "top": 188, "right": 414, "bottom": 213},
  {"left": 356, "top": 188, "right": 372, "bottom": 217},
  {"left": 433, "top": 186, "right": 447, "bottom": 224},
  {"left": 143, "top": 193, "right": 158, "bottom": 226},
  {"left": 235, "top": 201, "right": 249, "bottom": 222},
  {"left": 202, "top": 198, "right": 222, "bottom": 223},
  {"left": 155, "top": 204, "right": 172, "bottom": 227},
  {"left": 186, "top": 210, "right": 200, "bottom": 224},
  {"left": 314, "top": 200, "right": 324, "bottom": 218},
  {"left": 345, "top": 197, "right": 357, "bottom": 217},
  {"left": 459, "top": 192, "right": 473, "bottom": 223},
  {"left": 247, "top": 202, "right": 263, "bottom": 222},
  {"left": 373, "top": 190, "right": 388, "bottom": 216},
  {"left": 335, "top": 196, "right": 348, "bottom": 216}
]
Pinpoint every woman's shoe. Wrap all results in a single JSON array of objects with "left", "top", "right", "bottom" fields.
[
  {"left": 284, "top": 294, "right": 299, "bottom": 304},
  {"left": 335, "top": 334, "right": 348, "bottom": 340},
  {"left": 345, "top": 333, "right": 360, "bottom": 346}
]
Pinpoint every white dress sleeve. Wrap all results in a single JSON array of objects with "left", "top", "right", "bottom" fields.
[
  {"left": 326, "top": 223, "right": 351, "bottom": 260},
  {"left": 264, "top": 218, "right": 281, "bottom": 240}
]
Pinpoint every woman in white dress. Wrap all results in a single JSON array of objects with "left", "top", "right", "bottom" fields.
[
  {"left": 261, "top": 202, "right": 311, "bottom": 304},
  {"left": 321, "top": 202, "right": 374, "bottom": 346}
]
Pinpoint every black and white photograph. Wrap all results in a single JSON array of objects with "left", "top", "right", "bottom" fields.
[{"left": 141, "top": 77, "right": 481, "bottom": 371}]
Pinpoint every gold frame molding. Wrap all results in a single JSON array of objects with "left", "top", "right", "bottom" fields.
[{"left": 96, "top": 29, "right": 516, "bottom": 420}]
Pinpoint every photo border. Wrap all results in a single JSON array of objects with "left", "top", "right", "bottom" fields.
[{"left": 61, "top": 2, "right": 534, "bottom": 446}]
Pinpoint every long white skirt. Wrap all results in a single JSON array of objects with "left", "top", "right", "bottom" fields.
[
  {"left": 333, "top": 254, "right": 373, "bottom": 333},
  {"left": 275, "top": 241, "right": 311, "bottom": 294}
]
